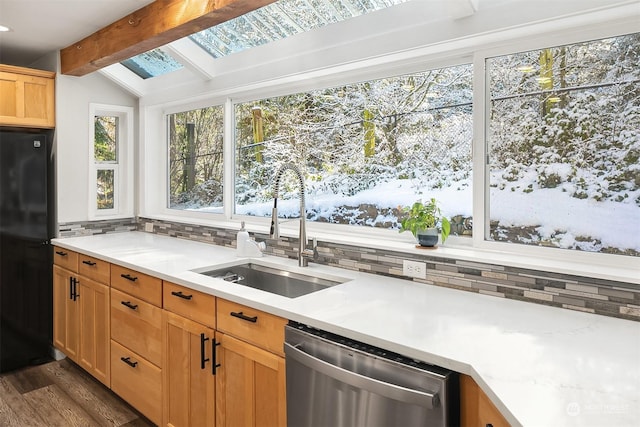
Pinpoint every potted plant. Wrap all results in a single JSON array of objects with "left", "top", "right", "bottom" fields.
[{"left": 399, "top": 198, "right": 451, "bottom": 247}]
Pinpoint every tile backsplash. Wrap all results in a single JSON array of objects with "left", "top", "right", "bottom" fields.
[
  {"left": 57, "top": 217, "right": 640, "bottom": 322},
  {"left": 58, "top": 218, "right": 137, "bottom": 237}
]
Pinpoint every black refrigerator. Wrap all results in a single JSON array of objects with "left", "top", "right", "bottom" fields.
[{"left": 0, "top": 130, "right": 55, "bottom": 373}]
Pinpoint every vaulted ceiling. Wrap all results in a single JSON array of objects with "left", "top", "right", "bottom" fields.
[{"left": 2, "top": 0, "right": 637, "bottom": 100}]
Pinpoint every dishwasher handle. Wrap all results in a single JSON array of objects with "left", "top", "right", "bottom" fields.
[{"left": 284, "top": 342, "right": 439, "bottom": 409}]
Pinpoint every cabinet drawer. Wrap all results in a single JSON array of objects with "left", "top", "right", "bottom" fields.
[
  {"left": 111, "top": 340, "right": 162, "bottom": 426},
  {"left": 78, "top": 254, "right": 110, "bottom": 284},
  {"left": 53, "top": 247, "right": 78, "bottom": 272},
  {"left": 111, "top": 265, "right": 162, "bottom": 307},
  {"left": 217, "top": 299, "right": 287, "bottom": 356},
  {"left": 111, "top": 288, "right": 162, "bottom": 367},
  {"left": 163, "top": 281, "right": 216, "bottom": 328}
]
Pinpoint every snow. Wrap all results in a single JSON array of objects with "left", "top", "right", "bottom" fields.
[
  {"left": 233, "top": 174, "right": 639, "bottom": 252},
  {"left": 491, "top": 186, "right": 640, "bottom": 251}
]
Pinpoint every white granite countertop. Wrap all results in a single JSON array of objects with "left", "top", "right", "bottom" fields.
[{"left": 52, "top": 232, "right": 640, "bottom": 427}]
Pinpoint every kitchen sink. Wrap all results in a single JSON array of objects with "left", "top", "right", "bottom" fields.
[{"left": 195, "top": 262, "right": 348, "bottom": 298}]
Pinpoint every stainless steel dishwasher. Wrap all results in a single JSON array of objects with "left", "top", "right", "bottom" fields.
[{"left": 284, "top": 322, "right": 459, "bottom": 427}]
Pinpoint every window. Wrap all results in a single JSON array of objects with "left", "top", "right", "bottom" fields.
[
  {"left": 121, "top": 48, "right": 184, "bottom": 79},
  {"left": 487, "top": 33, "right": 640, "bottom": 256},
  {"left": 190, "top": 0, "right": 408, "bottom": 59},
  {"left": 234, "top": 64, "right": 473, "bottom": 235},
  {"left": 89, "top": 104, "right": 134, "bottom": 219},
  {"left": 168, "top": 106, "right": 224, "bottom": 212}
]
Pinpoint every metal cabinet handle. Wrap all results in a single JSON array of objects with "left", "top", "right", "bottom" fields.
[
  {"left": 120, "top": 356, "right": 138, "bottom": 368},
  {"left": 284, "top": 342, "right": 439, "bottom": 409},
  {"left": 200, "top": 333, "right": 210, "bottom": 369},
  {"left": 56, "top": 250, "right": 68, "bottom": 256},
  {"left": 121, "top": 301, "right": 138, "bottom": 310},
  {"left": 200, "top": 334, "right": 221, "bottom": 375},
  {"left": 69, "top": 277, "right": 79, "bottom": 301},
  {"left": 120, "top": 273, "right": 138, "bottom": 282},
  {"left": 171, "top": 291, "right": 193, "bottom": 300},
  {"left": 212, "top": 339, "right": 220, "bottom": 375},
  {"left": 230, "top": 311, "right": 257, "bottom": 323},
  {"left": 82, "top": 260, "right": 96, "bottom": 266}
]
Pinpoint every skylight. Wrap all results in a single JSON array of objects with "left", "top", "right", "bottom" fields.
[
  {"left": 119, "top": 0, "right": 408, "bottom": 79},
  {"left": 121, "top": 48, "right": 184, "bottom": 79},
  {"left": 189, "top": 0, "right": 409, "bottom": 58}
]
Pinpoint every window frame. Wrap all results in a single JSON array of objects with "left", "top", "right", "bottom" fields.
[
  {"left": 137, "top": 14, "right": 639, "bottom": 283},
  {"left": 473, "top": 32, "right": 638, "bottom": 271},
  {"left": 88, "top": 103, "right": 135, "bottom": 220}
]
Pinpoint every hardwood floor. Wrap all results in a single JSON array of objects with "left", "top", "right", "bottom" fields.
[{"left": 0, "top": 358, "right": 155, "bottom": 427}]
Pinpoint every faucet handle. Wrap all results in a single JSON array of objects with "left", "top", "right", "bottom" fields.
[
  {"left": 311, "top": 238, "right": 319, "bottom": 260},
  {"left": 269, "top": 207, "right": 279, "bottom": 239}
]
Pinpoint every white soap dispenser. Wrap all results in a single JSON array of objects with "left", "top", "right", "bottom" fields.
[{"left": 236, "top": 221, "right": 249, "bottom": 256}]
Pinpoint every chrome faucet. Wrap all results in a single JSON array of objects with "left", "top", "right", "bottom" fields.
[{"left": 269, "top": 163, "right": 317, "bottom": 267}]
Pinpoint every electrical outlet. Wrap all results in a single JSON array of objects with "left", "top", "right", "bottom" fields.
[
  {"left": 403, "top": 260, "right": 426, "bottom": 279},
  {"left": 144, "top": 222, "right": 154, "bottom": 232}
]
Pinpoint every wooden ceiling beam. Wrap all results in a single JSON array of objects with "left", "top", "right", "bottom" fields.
[{"left": 60, "top": 0, "right": 277, "bottom": 76}]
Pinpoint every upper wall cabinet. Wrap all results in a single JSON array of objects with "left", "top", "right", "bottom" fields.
[{"left": 0, "top": 64, "right": 55, "bottom": 129}]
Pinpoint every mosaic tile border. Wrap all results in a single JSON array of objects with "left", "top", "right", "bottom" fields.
[
  {"left": 58, "top": 218, "right": 138, "bottom": 237},
  {"left": 59, "top": 216, "right": 640, "bottom": 322}
]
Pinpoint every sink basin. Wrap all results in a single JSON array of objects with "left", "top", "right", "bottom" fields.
[{"left": 195, "top": 262, "right": 348, "bottom": 298}]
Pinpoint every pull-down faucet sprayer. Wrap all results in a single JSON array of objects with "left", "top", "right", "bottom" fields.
[{"left": 269, "top": 163, "right": 317, "bottom": 267}]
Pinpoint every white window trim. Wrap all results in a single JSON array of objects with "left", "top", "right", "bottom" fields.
[
  {"left": 89, "top": 103, "right": 134, "bottom": 220},
  {"left": 137, "top": 10, "right": 640, "bottom": 285}
]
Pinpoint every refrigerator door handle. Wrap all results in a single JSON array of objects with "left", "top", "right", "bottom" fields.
[{"left": 28, "top": 240, "right": 50, "bottom": 248}]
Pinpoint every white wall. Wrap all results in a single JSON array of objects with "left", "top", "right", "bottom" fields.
[{"left": 55, "top": 68, "right": 137, "bottom": 223}]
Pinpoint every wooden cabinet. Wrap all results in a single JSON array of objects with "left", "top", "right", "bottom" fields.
[
  {"left": 163, "top": 283, "right": 217, "bottom": 427},
  {"left": 460, "top": 374, "right": 511, "bottom": 427},
  {"left": 0, "top": 64, "right": 55, "bottom": 128},
  {"left": 111, "top": 340, "right": 162, "bottom": 424},
  {"left": 52, "top": 264, "right": 79, "bottom": 360},
  {"left": 163, "top": 310, "right": 216, "bottom": 427},
  {"left": 110, "top": 265, "right": 163, "bottom": 425},
  {"left": 78, "top": 254, "right": 111, "bottom": 284},
  {"left": 55, "top": 250, "right": 287, "bottom": 427},
  {"left": 112, "top": 264, "right": 162, "bottom": 306},
  {"left": 215, "top": 299, "right": 287, "bottom": 427},
  {"left": 164, "top": 281, "right": 215, "bottom": 328},
  {"left": 216, "top": 332, "right": 286, "bottom": 427},
  {"left": 52, "top": 248, "right": 110, "bottom": 386},
  {"left": 216, "top": 299, "right": 287, "bottom": 357},
  {"left": 163, "top": 287, "right": 286, "bottom": 427},
  {"left": 77, "top": 276, "right": 110, "bottom": 385},
  {"left": 111, "top": 288, "right": 163, "bottom": 366}
]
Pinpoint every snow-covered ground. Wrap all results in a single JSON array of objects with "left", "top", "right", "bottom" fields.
[{"left": 231, "top": 175, "right": 640, "bottom": 253}]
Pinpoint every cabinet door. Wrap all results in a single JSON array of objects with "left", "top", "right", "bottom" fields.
[
  {"left": 163, "top": 311, "right": 216, "bottom": 427},
  {"left": 52, "top": 265, "right": 79, "bottom": 361},
  {"left": 0, "top": 68, "right": 55, "bottom": 128},
  {"left": 460, "top": 374, "right": 510, "bottom": 427},
  {"left": 216, "top": 333, "right": 286, "bottom": 427},
  {"left": 78, "top": 276, "right": 110, "bottom": 387}
]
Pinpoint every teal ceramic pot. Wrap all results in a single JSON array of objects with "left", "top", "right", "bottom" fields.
[{"left": 417, "top": 228, "right": 438, "bottom": 247}]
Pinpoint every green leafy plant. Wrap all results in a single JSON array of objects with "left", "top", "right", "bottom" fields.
[{"left": 399, "top": 198, "right": 451, "bottom": 243}]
